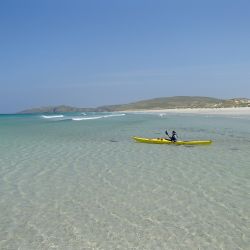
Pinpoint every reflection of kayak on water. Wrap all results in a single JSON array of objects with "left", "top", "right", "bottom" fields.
[{"left": 132, "top": 136, "right": 212, "bottom": 145}]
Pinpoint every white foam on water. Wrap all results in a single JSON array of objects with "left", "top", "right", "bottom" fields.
[
  {"left": 102, "top": 113, "right": 126, "bottom": 118},
  {"left": 72, "top": 116, "right": 103, "bottom": 121},
  {"left": 72, "top": 113, "right": 126, "bottom": 121},
  {"left": 41, "top": 115, "right": 64, "bottom": 119}
]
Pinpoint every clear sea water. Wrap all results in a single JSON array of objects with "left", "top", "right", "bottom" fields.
[{"left": 0, "top": 112, "right": 249, "bottom": 250}]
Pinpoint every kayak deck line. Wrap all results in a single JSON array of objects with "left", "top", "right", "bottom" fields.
[{"left": 132, "top": 136, "right": 212, "bottom": 145}]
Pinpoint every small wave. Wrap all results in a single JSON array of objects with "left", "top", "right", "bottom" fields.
[
  {"left": 72, "top": 116, "right": 103, "bottom": 121},
  {"left": 41, "top": 115, "right": 64, "bottom": 119},
  {"left": 102, "top": 113, "right": 126, "bottom": 118},
  {"left": 72, "top": 113, "right": 126, "bottom": 121}
]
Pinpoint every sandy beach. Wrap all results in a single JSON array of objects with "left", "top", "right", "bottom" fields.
[{"left": 123, "top": 107, "right": 250, "bottom": 115}]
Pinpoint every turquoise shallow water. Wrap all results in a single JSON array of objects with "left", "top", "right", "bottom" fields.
[{"left": 0, "top": 112, "right": 249, "bottom": 249}]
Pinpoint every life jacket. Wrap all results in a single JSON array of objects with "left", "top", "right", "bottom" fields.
[{"left": 171, "top": 133, "right": 177, "bottom": 141}]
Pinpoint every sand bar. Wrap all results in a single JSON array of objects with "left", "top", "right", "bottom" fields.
[{"left": 123, "top": 107, "right": 250, "bottom": 115}]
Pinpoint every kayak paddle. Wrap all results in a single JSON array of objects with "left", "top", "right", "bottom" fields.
[{"left": 165, "top": 130, "right": 171, "bottom": 139}]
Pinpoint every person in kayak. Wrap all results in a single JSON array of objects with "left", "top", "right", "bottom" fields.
[
  {"left": 165, "top": 130, "right": 178, "bottom": 142},
  {"left": 171, "top": 131, "right": 178, "bottom": 142}
]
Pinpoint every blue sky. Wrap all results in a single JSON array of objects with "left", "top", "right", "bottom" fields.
[{"left": 0, "top": 0, "right": 250, "bottom": 113}]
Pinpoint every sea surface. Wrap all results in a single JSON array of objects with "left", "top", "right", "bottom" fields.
[{"left": 0, "top": 112, "right": 249, "bottom": 250}]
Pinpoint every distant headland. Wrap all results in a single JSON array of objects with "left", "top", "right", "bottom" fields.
[{"left": 19, "top": 96, "right": 250, "bottom": 114}]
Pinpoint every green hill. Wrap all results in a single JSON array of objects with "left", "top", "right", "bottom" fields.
[
  {"left": 19, "top": 96, "right": 250, "bottom": 113},
  {"left": 19, "top": 105, "right": 95, "bottom": 114},
  {"left": 101, "top": 96, "right": 224, "bottom": 111}
]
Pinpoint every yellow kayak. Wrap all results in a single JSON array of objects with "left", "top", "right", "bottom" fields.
[{"left": 132, "top": 136, "right": 212, "bottom": 145}]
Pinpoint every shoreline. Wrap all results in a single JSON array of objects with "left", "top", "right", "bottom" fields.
[{"left": 122, "top": 107, "right": 250, "bottom": 115}]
